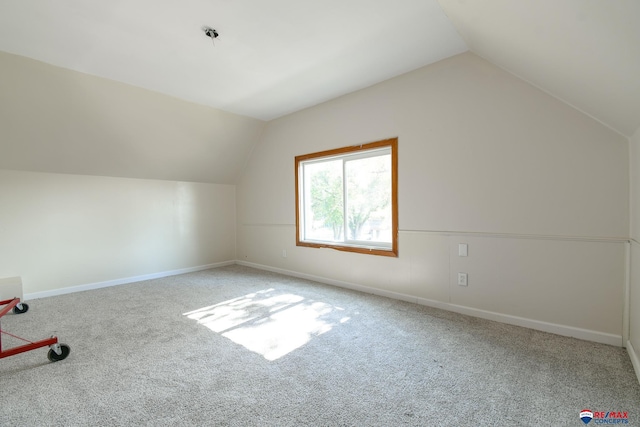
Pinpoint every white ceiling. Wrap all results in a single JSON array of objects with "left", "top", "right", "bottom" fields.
[
  {"left": 439, "top": 0, "right": 640, "bottom": 137},
  {"left": 0, "top": 0, "right": 466, "bottom": 121},
  {"left": 0, "top": 0, "right": 638, "bottom": 136}
]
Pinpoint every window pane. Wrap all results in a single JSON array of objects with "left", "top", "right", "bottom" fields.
[
  {"left": 295, "top": 137, "right": 397, "bottom": 257},
  {"left": 345, "top": 154, "right": 391, "bottom": 243},
  {"left": 303, "top": 159, "right": 344, "bottom": 242}
]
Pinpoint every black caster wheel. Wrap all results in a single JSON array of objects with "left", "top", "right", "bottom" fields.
[
  {"left": 13, "top": 303, "right": 29, "bottom": 314},
  {"left": 47, "top": 344, "right": 71, "bottom": 362}
]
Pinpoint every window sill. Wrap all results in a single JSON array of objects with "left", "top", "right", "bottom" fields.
[{"left": 296, "top": 240, "right": 398, "bottom": 257}]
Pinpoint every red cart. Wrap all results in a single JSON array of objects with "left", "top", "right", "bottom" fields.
[{"left": 0, "top": 298, "right": 70, "bottom": 362}]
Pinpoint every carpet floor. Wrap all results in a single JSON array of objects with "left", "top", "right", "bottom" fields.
[{"left": 1, "top": 265, "right": 638, "bottom": 426}]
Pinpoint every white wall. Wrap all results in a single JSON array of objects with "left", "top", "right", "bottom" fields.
[
  {"left": 237, "top": 52, "right": 629, "bottom": 345},
  {"left": 0, "top": 51, "right": 256, "bottom": 298},
  {"left": 0, "top": 51, "right": 265, "bottom": 184},
  {"left": 629, "top": 126, "right": 640, "bottom": 379},
  {"left": 0, "top": 170, "right": 236, "bottom": 296}
]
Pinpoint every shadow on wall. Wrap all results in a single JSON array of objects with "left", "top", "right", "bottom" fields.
[{"left": 183, "top": 288, "right": 351, "bottom": 361}]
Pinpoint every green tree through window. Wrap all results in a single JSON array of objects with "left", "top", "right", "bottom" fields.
[
  {"left": 345, "top": 154, "right": 390, "bottom": 240},
  {"left": 310, "top": 168, "right": 343, "bottom": 240}
]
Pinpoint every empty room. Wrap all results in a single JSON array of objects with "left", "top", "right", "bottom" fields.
[{"left": 1, "top": 0, "right": 639, "bottom": 425}]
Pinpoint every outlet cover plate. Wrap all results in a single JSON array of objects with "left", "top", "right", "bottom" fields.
[{"left": 457, "top": 272, "right": 468, "bottom": 286}]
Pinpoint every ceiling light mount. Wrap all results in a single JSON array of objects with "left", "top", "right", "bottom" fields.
[{"left": 202, "top": 26, "right": 219, "bottom": 46}]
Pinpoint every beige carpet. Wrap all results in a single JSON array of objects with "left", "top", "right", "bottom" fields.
[{"left": 1, "top": 265, "right": 638, "bottom": 426}]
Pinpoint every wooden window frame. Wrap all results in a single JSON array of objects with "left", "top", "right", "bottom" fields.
[{"left": 295, "top": 137, "right": 398, "bottom": 257}]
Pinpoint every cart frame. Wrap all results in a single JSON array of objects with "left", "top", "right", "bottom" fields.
[{"left": 0, "top": 298, "right": 69, "bottom": 361}]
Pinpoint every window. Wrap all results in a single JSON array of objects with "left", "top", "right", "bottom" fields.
[{"left": 295, "top": 138, "right": 398, "bottom": 257}]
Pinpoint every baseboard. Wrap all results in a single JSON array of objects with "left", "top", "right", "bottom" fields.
[
  {"left": 24, "top": 261, "right": 235, "bottom": 300},
  {"left": 235, "top": 260, "right": 420, "bottom": 304},
  {"left": 628, "top": 340, "right": 640, "bottom": 385},
  {"left": 236, "top": 260, "right": 622, "bottom": 347},
  {"left": 437, "top": 301, "right": 621, "bottom": 347}
]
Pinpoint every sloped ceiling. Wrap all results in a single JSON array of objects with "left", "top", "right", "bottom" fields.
[
  {"left": 0, "top": 0, "right": 638, "bottom": 186},
  {"left": 1, "top": 1, "right": 637, "bottom": 135},
  {"left": 438, "top": 0, "right": 640, "bottom": 137},
  {"left": 0, "top": 0, "right": 467, "bottom": 121}
]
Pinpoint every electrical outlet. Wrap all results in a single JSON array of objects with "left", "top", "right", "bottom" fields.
[
  {"left": 457, "top": 272, "right": 468, "bottom": 286},
  {"left": 458, "top": 243, "right": 468, "bottom": 257},
  {"left": 282, "top": 250, "right": 287, "bottom": 258}
]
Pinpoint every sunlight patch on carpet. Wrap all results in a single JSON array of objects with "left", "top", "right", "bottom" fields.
[{"left": 183, "top": 288, "right": 349, "bottom": 361}]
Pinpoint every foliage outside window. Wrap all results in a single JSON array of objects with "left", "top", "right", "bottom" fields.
[{"left": 295, "top": 138, "right": 398, "bottom": 257}]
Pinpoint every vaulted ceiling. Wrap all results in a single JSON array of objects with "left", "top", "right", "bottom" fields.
[
  {"left": 0, "top": 0, "right": 466, "bottom": 121},
  {"left": 0, "top": 0, "right": 638, "bottom": 137},
  {"left": 440, "top": 0, "right": 640, "bottom": 137}
]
